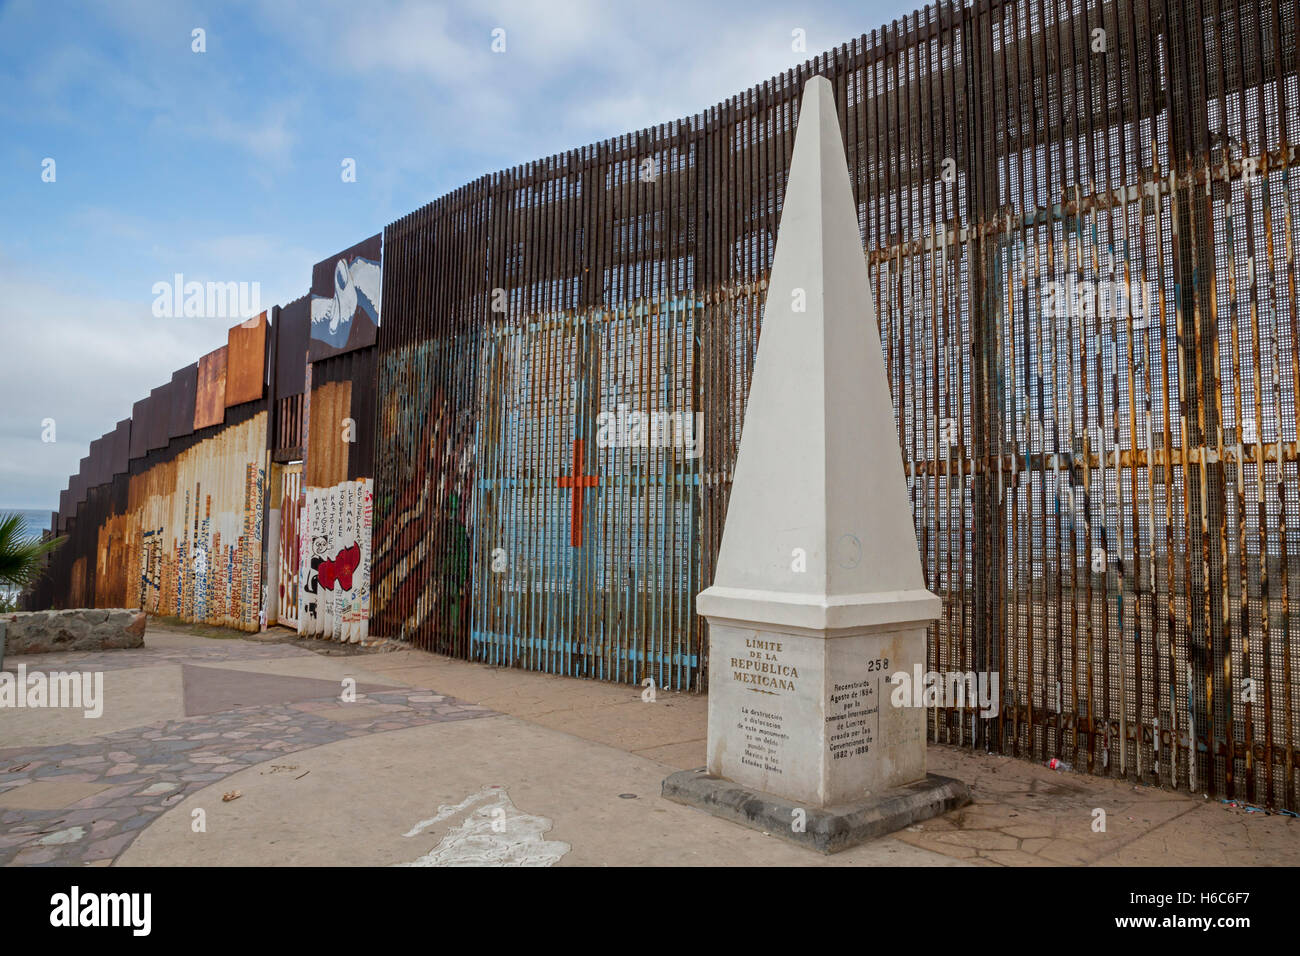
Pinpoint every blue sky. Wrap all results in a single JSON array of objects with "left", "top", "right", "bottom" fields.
[{"left": 1, "top": 0, "right": 906, "bottom": 511}]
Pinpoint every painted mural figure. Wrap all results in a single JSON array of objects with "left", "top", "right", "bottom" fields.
[
  {"left": 310, "top": 255, "right": 381, "bottom": 351},
  {"left": 300, "top": 533, "right": 329, "bottom": 623}
]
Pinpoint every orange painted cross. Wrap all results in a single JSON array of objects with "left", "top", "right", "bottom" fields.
[{"left": 556, "top": 438, "right": 599, "bottom": 547}]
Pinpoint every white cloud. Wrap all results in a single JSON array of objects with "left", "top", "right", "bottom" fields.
[
  {"left": 0, "top": 267, "right": 211, "bottom": 507},
  {"left": 179, "top": 106, "right": 300, "bottom": 168},
  {"left": 245, "top": 0, "right": 868, "bottom": 167},
  {"left": 0, "top": 249, "right": 301, "bottom": 509}
]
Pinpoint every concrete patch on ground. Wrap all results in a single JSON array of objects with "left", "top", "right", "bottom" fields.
[
  {"left": 398, "top": 785, "right": 571, "bottom": 866},
  {"left": 119, "top": 716, "right": 963, "bottom": 867},
  {"left": 344, "top": 649, "right": 710, "bottom": 769}
]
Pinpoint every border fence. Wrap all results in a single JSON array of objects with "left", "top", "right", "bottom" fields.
[
  {"left": 31, "top": 0, "right": 1300, "bottom": 810},
  {"left": 372, "top": 0, "right": 1300, "bottom": 809}
]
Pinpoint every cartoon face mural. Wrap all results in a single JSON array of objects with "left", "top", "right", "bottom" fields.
[
  {"left": 300, "top": 534, "right": 328, "bottom": 620},
  {"left": 308, "top": 235, "right": 382, "bottom": 361}
]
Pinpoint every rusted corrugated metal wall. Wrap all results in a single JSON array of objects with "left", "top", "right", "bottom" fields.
[
  {"left": 29, "top": 276, "right": 379, "bottom": 642},
  {"left": 265, "top": 296, "right": 310, "bottom": 629},
  {"left": 373, "top": 0, "right": 1300, "bottom": 808},
  {"left": 271, "top": 296, "right": 310, "bottom": 464},
  {"left": 28, "top": 318, "right": 274, "bottom": 632}
]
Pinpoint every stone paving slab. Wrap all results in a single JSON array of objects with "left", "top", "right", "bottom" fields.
[
  {"left": 0, "top": 780, "right": 110, "bottom": 810},
  {"left": 900, "top": 746, "right": 1300, "bottom": 866}
]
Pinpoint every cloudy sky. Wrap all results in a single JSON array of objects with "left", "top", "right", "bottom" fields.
[{"left": 1, "top": 0, "right": 905, "bottom": 512}]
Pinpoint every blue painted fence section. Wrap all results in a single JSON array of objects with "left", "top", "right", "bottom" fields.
[{"left": 470, "top": 299, "right": 705, "bottom": 690}]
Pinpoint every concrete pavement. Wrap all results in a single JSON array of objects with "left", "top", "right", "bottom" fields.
[{"left": 2, "top": 623, "right": 1297, "bottom": 866}]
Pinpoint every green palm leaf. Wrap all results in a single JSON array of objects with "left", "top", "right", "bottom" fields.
[{"left": 0, "top": 512, "right": 65, "bottom": 588}]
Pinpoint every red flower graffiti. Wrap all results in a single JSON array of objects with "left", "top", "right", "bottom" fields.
[{"left": 317, "top": 543, "right": 361, "bottom": 592}]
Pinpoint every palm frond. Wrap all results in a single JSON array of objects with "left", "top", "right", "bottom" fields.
[{"left": 0, "top": 512, "right": 65, "bottom": 588}]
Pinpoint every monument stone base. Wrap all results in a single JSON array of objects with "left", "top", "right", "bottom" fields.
[
  {"left": 705, "top": 619, "right": 931, "bottom": 807},
  {"left": 662, "top": 767, "right": 970, "bottom": 854}
]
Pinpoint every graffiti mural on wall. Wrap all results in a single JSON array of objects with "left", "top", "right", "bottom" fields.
[
  {"left": 126, "top": 413, "right": 269, "bottom": 631},
  {"left": 299, "top": 477, "right": 372, "bottom": 642},
  {"left": 309, "top": 235, "right": 381, "bottom": 362},
  {"left": 371, "top": 336, "right": 479, "bottom": 654}
]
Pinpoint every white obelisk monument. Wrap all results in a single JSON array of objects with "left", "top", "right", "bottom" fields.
[{"left": 665, "top": 76, "right": 967, "bottom": 849}]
